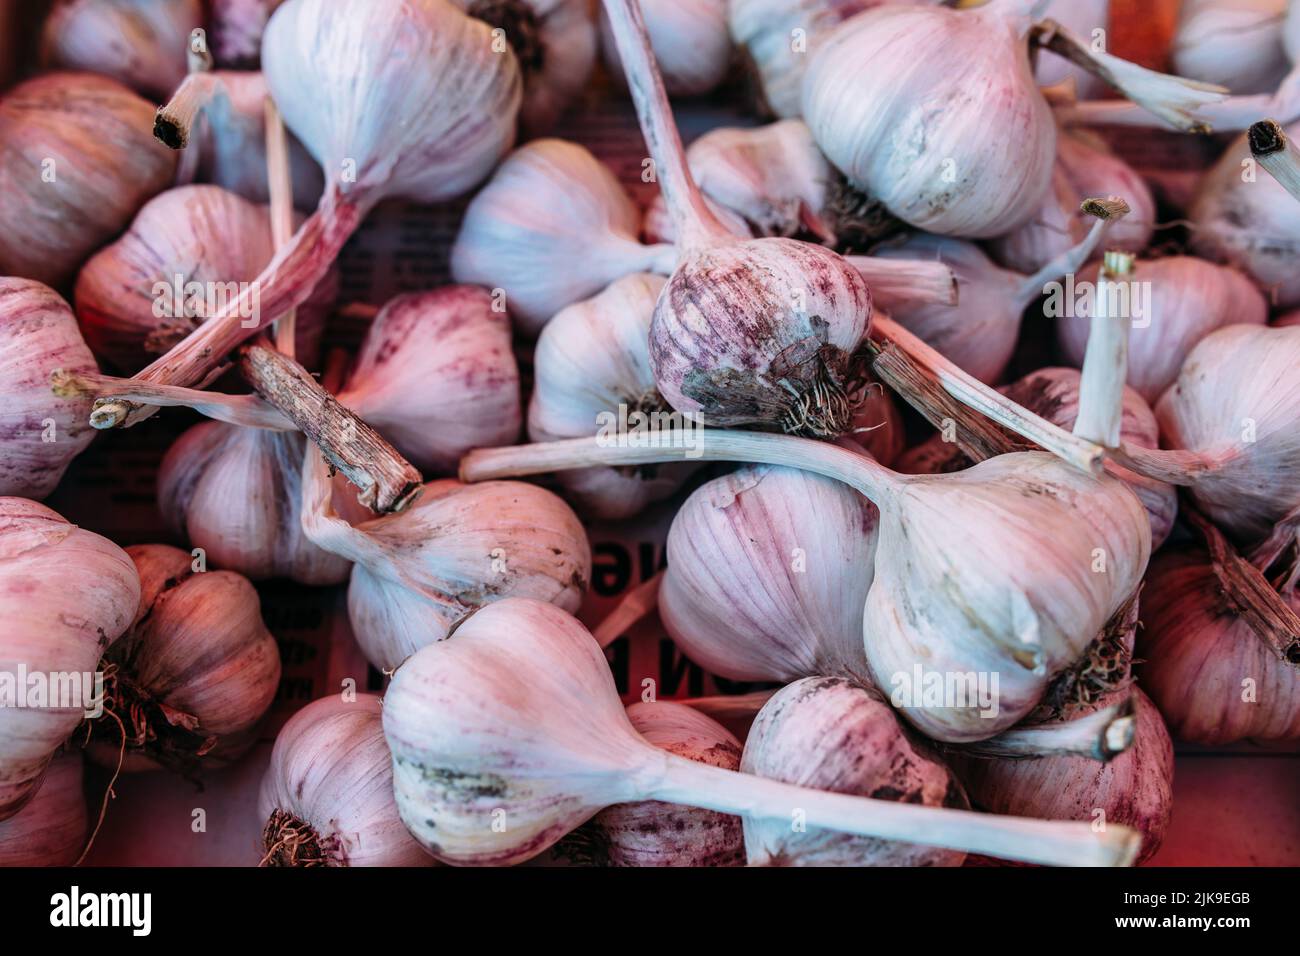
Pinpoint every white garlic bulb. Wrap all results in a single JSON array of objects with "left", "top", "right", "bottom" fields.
[
  {"left": 451, "top": 138, "right": 675, "bottom": 335},
  {"left": 1056, "top": 256, "right": 1268, "bottom": 405},
  {"left": 1172, "top": 0, "right": 1289, "bottom": 96},
  {"left": 599, "top": 0, "right": 732, "bottom": 96},
  {"left": 528, "top": 273, "right": 696, "bottom": 518}
]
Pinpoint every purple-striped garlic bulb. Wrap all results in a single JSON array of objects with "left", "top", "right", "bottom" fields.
[{"left": 0, "top": 752, "right": 87, "bottom": 866}]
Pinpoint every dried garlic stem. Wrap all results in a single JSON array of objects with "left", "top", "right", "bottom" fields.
[
  {"left": 1250, "top": 120, "right": 1300, "bottom": 203},
  {"left": 593, "top": 570, "right": 664, "bottom": 649},
  {"left": 154, "top": 69, "right": 217, "bottom": 150},
  {"left": 1012, "top": 197, "right": 1129, "bottom": 310},
  {"left": 240, "top": 343, "right": 423, "bottom": 514},
  {"left": 264, "top": 97, "right": 298, "bottom": 357},
  {"left": 53, "top": 368, "right": 291, "bottom": 430},
  {"left": 1074, "top": 251, "right": 1135, "bottom": 447},
  {"left": 847, "top": 257, "right": 959, "bottom": 309},
  {"left": 653, "top": 753, "right": 1140, "bottom": 866},
  {"left": 953, "top": 699, "right": 1136, "bottom": 762}
]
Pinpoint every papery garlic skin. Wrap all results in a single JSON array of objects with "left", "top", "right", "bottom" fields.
[
  {"left": 0, "top": 498, "right": 140, "bottom": 820},
  {"left": 339, "top": 287, "right": 521, "bottom": 476},
  {"left": 87, "top": 544, "right": 281, "bottom": 773},
  {"left": 1056, "top": 257, "right": 1267, "bottom": 406},
  {"left": 661, "top": 464, "right": 878, "bottom": 683},
  {"left": 0, "top": 752, "right": 86, "bottom": 866},
  {"left": 1140, "top": 549, "right": 1300, "bottom": 743},
  {"left": 40, "top": 0, "right": 203, "bottom": 99},
  {"left": 0, "top": 73, "right": 176, "bottom": 288},
  {"left": 581, "top": 702, "right": 744, "bottom": 867},
  {"left": 0, "top": 279, "right": 97, "bottom": 499},
  {"left": 1190, "top": 124, "right": 1300, "bottom": 308},
  {"left": 867, "top": 454, "right": 1151, "bottom": 742},
  {"left": 528, "top": 273, "right": 696, "bottom": 519},
  {"left": 742, "top": 677, "right": 967, "bottom": 866},
  {"left": 75, "top": 185, "right": 336, "bottom": 373},
  {"left": 159, "top": 423, "right": 352, "bottom": 585},
  {"left": 1172, "top": 0, "right": 1288, "bottom": 96},
  {"left": 802, "top": 2, "right": 1054, "bottom": 237},
  {"left": 451, "top": 139, "right": 674, "bottom": 334},
  {"left": 1156, "top": 324, "right": 1300, "bottom": 544},
  {"left": 211, "top": 0, "right": 286, "bottom": 68},
  {"left": 951, "top": 687, "right": 1173, "bottom": 864},
  {"left": 599, "top": 0, "right": 731, "bottom": 96},
  {"left": 259, "top": 694, "right": 434, "bottom": 866}
]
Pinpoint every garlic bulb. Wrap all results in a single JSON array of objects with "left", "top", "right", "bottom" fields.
[
  {"left": 0, "top": 279, "right": 98, "bottom": 499},
  {"left": 1056, "top": 256, "right": 1268, "bottom": 405},
  {"left": 75, "top": 185, "right": 336, "bottom": 374},
  {"left": 743, "top": 677, "right": 967, "bottom": 866},
  {"left": 211, "top": 0, "right": 286, "bottom": 68},
  {"left": 1190, "top": 123, "right": 1300, "bottom": 307},
  {"left": 728, "top": 0, "right": 875, "bottom": 119},
  {"left": 86, "top": 544, "right": 281, "bottom": 773},
  {"left": 1139, "top": 547, "right": 1300, "bottom": 743},
  {"left": 0, "top": 498, "right": 140, "bottom": 820},
  {"left": 1172, "top": 0, "right": 1289, "bottom": 96},
  {"left": 661, "top": 464, "right": 878, "bottom": 684},
  {"left": 528, "top": 273, "right": 696, "bottom": 519},
  {"left": 571, "top": 701, "right": 744, "bottom": 866},
  {"left": 451, "top": 139, "right": 675, "bottom": 335},
  {"left": 1033, "top": 0, "right": 1108, "bottom": 99},
  {"left": 599, "top": 0, "right": 731, "bottom": 96},
  {"left": 158, "top": 422, "right": 352, "bottom": 585},
  {"left": 453, "top": 0, "right": 597, "bottom": 133},
  {"left": 382, "top": 597, "right": 1141, "bottom": 866},
  {"left": 0, "top": 73, "right": 176, "bottom": 288},
  {"left": 259, "top": 694, "right": 434, "bottom": 866},
  {"left": 93, "top": 0, "right": 521, "bottom": 427},
  {"left": 0, "top": 753, "right": 87, "bottom": 866},
  {"left": 301, "top": 452, "right": 590, "bottom": 672},
  {"left": 952, "top": 687, "right": 1173, "bottom": 865},
  {"left": 991, "top": 130, "right": 1155, "bottom": 275},
  {"left": 1152, "top": 324, "right": 1300, "bottom": 545},
  {"left": 336, "top": 287, "right": 521, "bottom": 476},
  {"left": 40, "top": 0, "right": 203, "bottom": 99}
]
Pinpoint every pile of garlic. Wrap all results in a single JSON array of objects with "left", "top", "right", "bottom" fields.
[{"left": 0, "top": 0, "right": 1296, "bottom": 873}]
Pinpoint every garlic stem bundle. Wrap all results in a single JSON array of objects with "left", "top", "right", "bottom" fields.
[
  {"left": 259, "top": 694, "right": 435, "bottom": 866},
  {"left": 92, "top": 0, "right": 522, "bottom": 428},
  {"left": 1250, "top": 119, "right": 1300, "bottom": 202},
  {"left": 300, "top": 450, "right": 590, "bottom": 672},
  {"left": 564, "top": 701, "right": 744, "bottom": 866},
  {"left": 742, "top": 677, "right": 968, "bottom": 867},
  {"left": 0, "top": 280, "right": 98, "bottom": 499},
  {"left": 461, "top": 428, "right": 1151, "bottom": 742},
  {"left": 0, "top": 752, "right": 87, "bottom": 866},
  {"left": 0, "top": 73, "right": 176, "bottom": 288},
  {"left": 40, "top": 0, "right": 203, "bottom": 100},
  {"left": 1171, "top": 0, "right": 1289, "bottom": 96},
  {"left": 0, "top": 499, "right": 140, "bottom": 820},
  {"left": 451, "top": 139, "right": 676, "bottom": 335},
  {"left": 382, "top": 599, "right": 1140, "bottom": 866},
  {"left": 84, "top": 544, "right": 281, "bottom": 774},
  {"left": 599, "top": 0, "right": 731, "bottom": 96}
]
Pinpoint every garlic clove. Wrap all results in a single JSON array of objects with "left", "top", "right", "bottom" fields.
[
  {"left": 599, "top": 0, "right": 732, "bottom": 96},
  {"left": 0, "top": 751, "right": 87, "bottom": 866}
]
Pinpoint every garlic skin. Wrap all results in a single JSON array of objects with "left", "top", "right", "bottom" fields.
[
  {"left": 259, "top": 694, "right": 434, "bottom": 866},
  {"left": 1056, "top": 257, "right": 1268, "bottom": 406},
  {"left": 579, "top": 701, "right": 744, "bottom": 867},
  {"left": 40, "top": 0, "right": 203, "bottom": 100},
  {"left": 453, "top": 0, "right": 597, "bottom": 133},
  {"left": 528, "top": 273, "right": 695, "bottom": 519},
  {"left": 729, "top": 0, "right": 874, "bottom": 119},
  {"left": 1033, "top": 0, "right": 1108, "bottom": 98},
  {"left": 599, "top": 0, "right": 731, "bottom": 96},
  {"left": 661, "top": 464, "right": 878, "bottom": 684},
  {"left": 0, "top": 498, "right": 140, "bottom": 821},
  {"left": 951, "top": 687, "right": 1173, "bottom": 865},
  {"left": 87, "top": 544, "right": 281, "bottom": 773},
  {"left": 75, "top": 185, "right": 337, "bottom": 374},
  {"left": 158, "top": 423, "right": 352, "bottom": 586},
  {"left": 0, "top": 73, "right": 176, "bottom": 288},
  {"left": 0, "top": 752, "right": 87, "bottom": 866},
  {"left": 1140, "top": 548, "right": 1300, "bottom": 743},
  {"left": 742, "top": 677, "right": 967, "bottom": 866},
  {"left": 0, "top": 279, "right": 97, "bottom": 499},
  {"left": 1155, "top": 324, "right": 1300, "bottom": 544},
  {"left": 1190, "top": 123, "right": 1300, "bottom": 308},
  {"left": 451, "top": 139, "right": 675, "bottom": 334},
  {"left": 211, "top": 0, "right": 286, "bottom": 68},
  {"left": 802, "top": 2, "right": 1054, "bottom": 237},
  {"left": 337, "top": 287, "right": 521, "bottom": 476},
  {"left": 1287, "top": 0, "right": 1300, "bottom": 62},
  {"left": 1172, "top": 0, "right": 1288, "bottom": 96}
]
